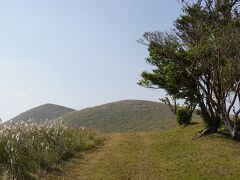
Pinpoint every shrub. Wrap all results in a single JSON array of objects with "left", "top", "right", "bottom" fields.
[
  {"left": 0, "top": 120, "right": 103, "bottom": 179},
  {"left": 176, "top": 108, "right": 192, "bottom": 125}
]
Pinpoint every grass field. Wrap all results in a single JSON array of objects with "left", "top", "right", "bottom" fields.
[
  {"left": 62, "top": 100, "right": 176, "bottom": 132},
  {"left": 50, "top": 123, "right": 240, "bottom": 180}
]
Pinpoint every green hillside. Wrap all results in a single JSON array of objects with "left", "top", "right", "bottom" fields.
[
  {"left": 10, "top": 103, "right": 76, "bottom": 123},
  {"left": 50, "top": 124, "right": 240, "bottom": 179},
  {"left": 62, "top": 100, "right": 176, "bottom": 133}
]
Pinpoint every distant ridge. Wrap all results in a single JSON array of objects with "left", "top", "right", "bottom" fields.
[
  {"left": 10, "top": 103, "right": 76, "bottom": 123},
  {"left": 62, "top": 100, "right": 176, "bottom": 133}
]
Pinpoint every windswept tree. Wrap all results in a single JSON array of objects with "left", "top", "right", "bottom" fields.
[{"left": 139, "top": 0, "right": 240, "bottom": 138}]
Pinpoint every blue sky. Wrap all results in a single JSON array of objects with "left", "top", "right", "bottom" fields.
[{"left": 0, "top": 0, "right": 182, "bottom": 121}]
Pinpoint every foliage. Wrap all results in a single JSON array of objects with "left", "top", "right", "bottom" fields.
[
  {"left": 176, "top": 108, "right": 192, "bottom": 125},
  {"left": 139, "top": 0, "right": 240, "bottom": 138},
  {"left": 0, "top": 120, "right": 102, "bottom": 179}
]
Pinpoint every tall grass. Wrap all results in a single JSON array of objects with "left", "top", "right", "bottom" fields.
[{"left": 0, "top": 119, "right": 102, "bottom": 179}]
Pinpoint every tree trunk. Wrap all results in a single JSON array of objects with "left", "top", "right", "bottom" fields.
[
  {"left": 165, "top": 97, "right": 177, "bottom": 115},
  {"left": 198, "top": 98, "right": 220, "bottom": 132}
]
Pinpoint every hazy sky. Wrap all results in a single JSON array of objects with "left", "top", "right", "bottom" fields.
[{"left": 0, "top": 0, "right": 182, "bottom": 121}]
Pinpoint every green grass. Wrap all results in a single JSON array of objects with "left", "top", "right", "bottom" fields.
[
  {"left": 146, "top": 125, "right": 240, "bottom": 179},
  {"left": 62, "top": 100, "right": 176, "bottom": 132},
  {"left": 52, "top": 124, "right": 240, "bottom": 179}
]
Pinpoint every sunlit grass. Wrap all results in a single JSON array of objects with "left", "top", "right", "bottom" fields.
[{"left": 57, "top": 124, "right": 240, "bottom": 179}]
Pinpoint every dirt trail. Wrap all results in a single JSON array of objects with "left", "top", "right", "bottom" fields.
[
  {"left": 50, "top": 132, "right": 152, "bottom": 180},
  {"left": 48, "top": 125, "right": 240, "bottom": 179}
]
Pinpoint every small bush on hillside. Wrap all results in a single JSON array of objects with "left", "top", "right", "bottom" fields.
[
  {"left": 0, "top": 120, "right": 103, "bottom": 179},
  {"left": 176, "top": 109, "right": 192, "bottom": 125}
]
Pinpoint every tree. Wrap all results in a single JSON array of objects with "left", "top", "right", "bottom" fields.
[{"left": 139, "top": 0, "right": 240, "bottom": 138}]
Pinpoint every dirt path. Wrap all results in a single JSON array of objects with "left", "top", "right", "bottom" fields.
[
  {"left": 48, "top": 125, "right": 240, "bottom": 179},
  {"left": 50, "top": 132, "right": 152, "bottom": 180}
]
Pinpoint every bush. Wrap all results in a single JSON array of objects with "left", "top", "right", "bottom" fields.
[
  {"left": 0, "top": 120, "right": 103, "bottom": 179},
  {"left": 176, "top": 109, "right": 192, "bottom": 125}
]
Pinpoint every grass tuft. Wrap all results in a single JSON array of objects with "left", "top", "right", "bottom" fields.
[{"left": 0, "top": 119, "right": 102, "bottom": 179}]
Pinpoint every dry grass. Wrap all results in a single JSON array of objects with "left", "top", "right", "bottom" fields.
[{"left": 0, "top": 119, "right": 102, "bottom": 179}]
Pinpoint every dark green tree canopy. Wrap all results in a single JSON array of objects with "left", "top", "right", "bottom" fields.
[{"left": 139, "top": 0, "right": 240, "bottom": 138}]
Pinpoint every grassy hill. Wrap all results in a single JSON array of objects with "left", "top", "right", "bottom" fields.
[
  {"left": 50, "top": 124, "right": 240, "bottom": 179},
  {"left": 62, "top": 100, "right": 176, "bottom": 133},
  {"left": 10, "top": 103, "right": 76, "bottom": 123}
]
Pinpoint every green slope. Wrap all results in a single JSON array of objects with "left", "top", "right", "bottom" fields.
[
  {"left": 51, "top": 124, "right": 240, "bottom": 180},
  {"left": 10, "top": 103, "right": 76, "bottom": 123},
  {"left": 62, "top": 100, "right": 176, "bottom": 132}
]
